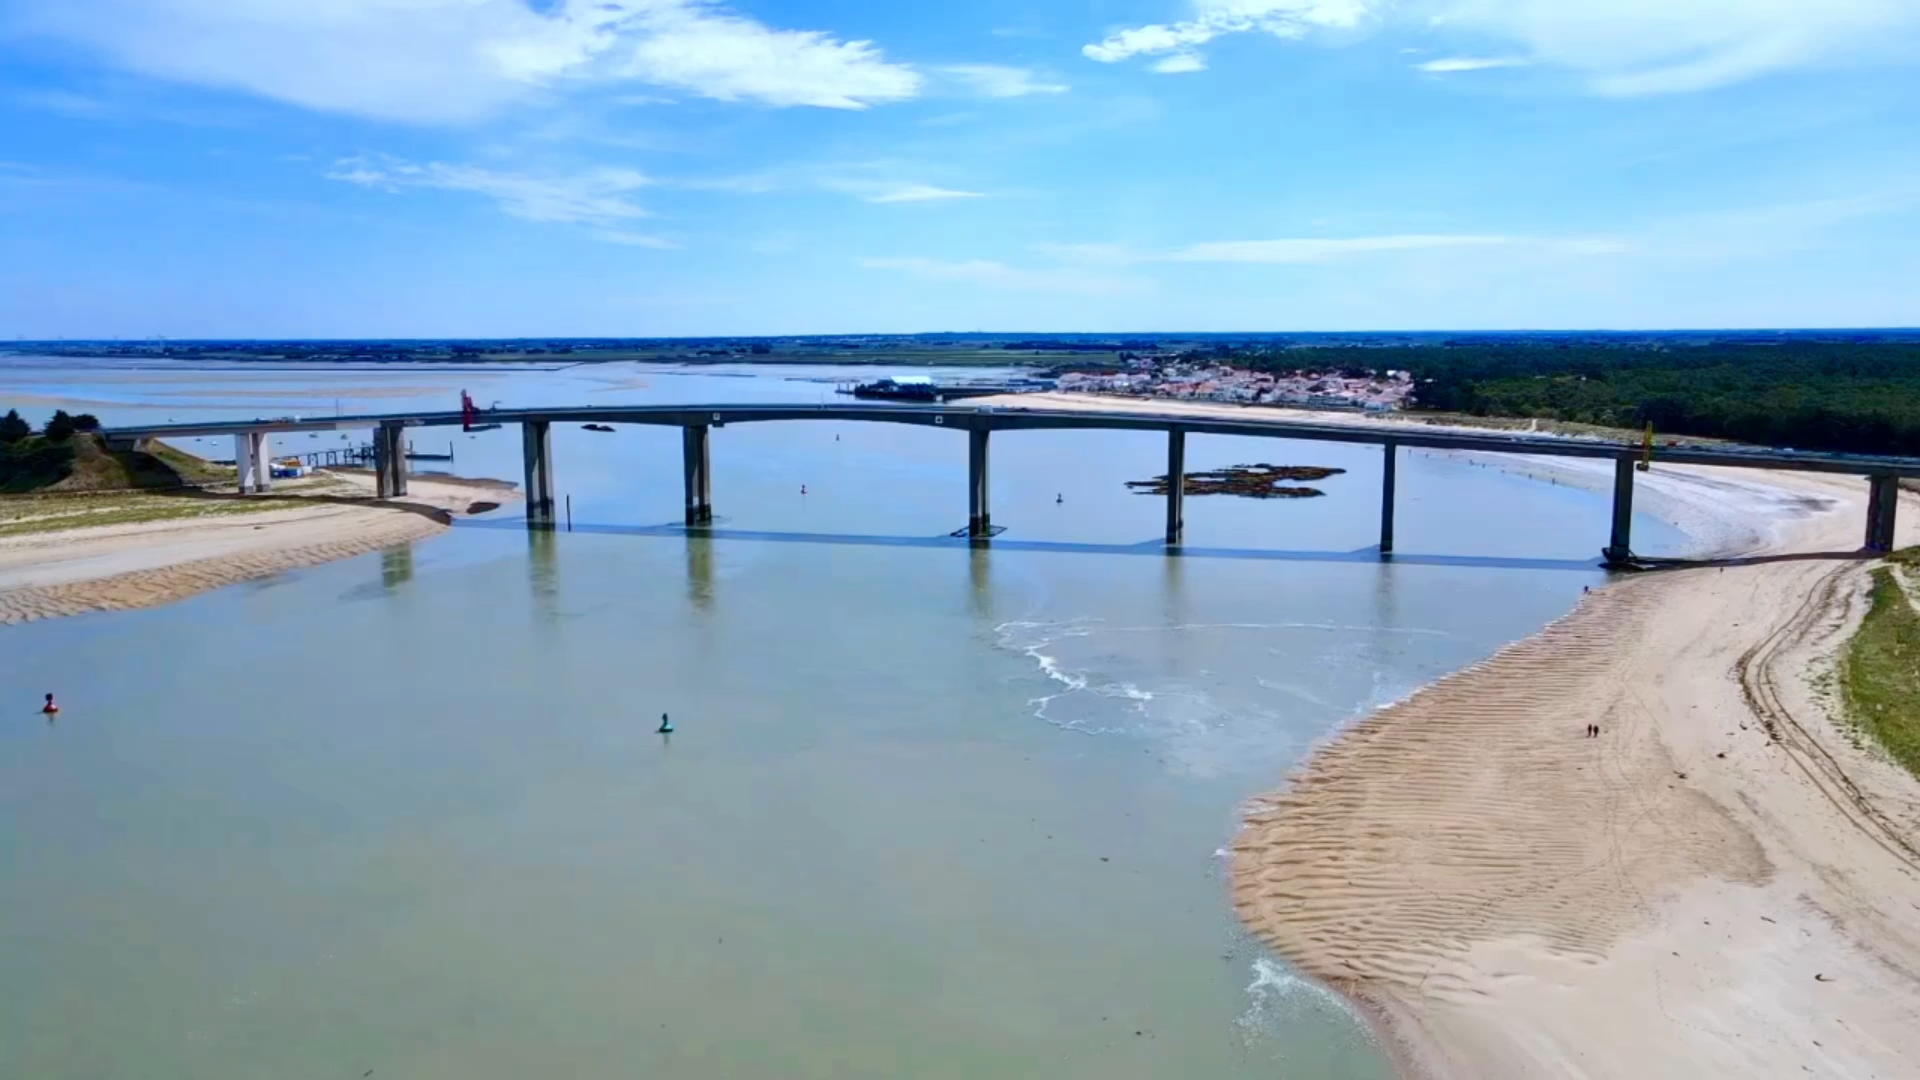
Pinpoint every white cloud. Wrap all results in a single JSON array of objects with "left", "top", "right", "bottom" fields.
[
  {"left": 16, "top": 0, "right": 922, "bottom": 122},
  {"left": 865, "top": 185, "right": 986, "bottom": 204},
  {"left": 1084, "top": 0, "right": 1920, "bottom": 94},
  {"left": 860, "top": 257, "right": 1147, "bottom": 296},
  {"left": 939, "top": 64, "right": 1069, "bottom": 97},
  {"left": 825, "top": 180, "right": 987, "bottom": 204},
  {"left": 1416, "top": 56, "right": 1527, "bottom": 73},
  {"left": 1440, "top": 0, "right": 1920, "bottom": 95},
  {"left": 679, "top": 169, "right": 984, "bottom": 203},
  {"left": 1084, "top": 1, "right": 1369, "bottom": 63},
  {"left": 328, "top": 156, "right": 678, "bottom": 248},
  {"left": 615, "top": 4, "right": 921, "bottom": 109},
  {"left": 1153, "top": 52, "right": 1210, "bottom": 73}
]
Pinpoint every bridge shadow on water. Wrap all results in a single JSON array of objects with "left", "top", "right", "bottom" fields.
[{"left": 455, "top": 516, "right": 1606, "bottom": 573}]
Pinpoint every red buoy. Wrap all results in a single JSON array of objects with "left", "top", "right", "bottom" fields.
[{"left": 41, "top": 693, "right": 59, "bottom": 715}]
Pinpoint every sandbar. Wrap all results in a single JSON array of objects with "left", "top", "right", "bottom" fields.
[
  {"left": 985, "top": 392, "right": 1920, "bottom": 1077},
  {"left": 0, "top": 471, "right": 516, "bottom": 625}
]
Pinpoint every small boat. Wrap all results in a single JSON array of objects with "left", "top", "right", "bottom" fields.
[{"left": 582, "top": 423, "right": 616, "bottom": 433}]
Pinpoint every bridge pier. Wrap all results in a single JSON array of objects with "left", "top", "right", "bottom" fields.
[
  {"left": 1604, "top": 457, "right": 1636, "bottom": 565},
  {"left": 374, "top": 427, "right": 390, "bottom": 497},
  {"left": 1166, "top": 429, "right": 1185, "bottom": 547},
  {"left": 1380, "top": 440, "right": 1398, "bottom": 555},
  {"left": 250, "top": 432, "right": 272, "bottom": 493},
  {"left": 1866, "top": 475, "right": 1900, "bottom": 552},
  {"left": 522, "top": 421, "right": 555, "bottom": 529},
  {"left": 375, "top": 424, "right": 409, "bottom": 499},
  {"left": 232, "top": 434, "right": 255, "bottom": 494},
  {"left": 683, "top": 424, "right": 712, "bottom": 526},
  {"left": 968, "top": 429, "right": 991, "bottom": 539}
]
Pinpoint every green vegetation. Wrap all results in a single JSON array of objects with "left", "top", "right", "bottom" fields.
[
  {"left": 0, "top": 431, "right": 228, "bottom": 494},
  {"left": 0, "top": 491, "right": 289, "bottom": 538},
  {"left": 1840, "top": 563, "right": 1920, "bottom": 779},
  {"left": 1230, "top": 343, "right": 1920, "bottom": 456}
]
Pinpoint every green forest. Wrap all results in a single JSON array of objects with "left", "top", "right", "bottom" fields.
[{"left": 1234, "top": 342, "right": 1920, "bottom": 457}]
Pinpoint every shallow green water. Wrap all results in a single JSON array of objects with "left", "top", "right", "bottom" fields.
[{"left": 0, "top": 360, "right": 1682, "bottom": 1078}]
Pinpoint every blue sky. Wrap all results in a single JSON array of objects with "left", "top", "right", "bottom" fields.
[{"left": 2, "top": 0, "right": 1919, "bottom": 337}]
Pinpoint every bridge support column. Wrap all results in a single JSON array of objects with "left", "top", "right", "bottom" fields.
[
  {"left": 233, "top": 433, "right": 256, "bottom": 494},
  {"left": 1380, "top": 440, "right": 1398, "bottom": 555},
  {"left": 392, "top": 426, "right": 409, "bottom": 497},
  {"left": 1166, "top": 429, "right": 1185, "bottom": 547},
  {"left": 1866, "top": 475, "right": 1900, "bottom": 553},
  {"left": 1604, "top": 457, "right": 1636, "bottom": 565},
  {"left": 250, "top": 431, "right": 272, "bottom": 492},
  {"left": 683, "top": 424, "right": 712, "bottom": 526},
  {"left": 374, "top": 426, "right": 391, "bottom": 498},
  {"left": 521, "top": 421, "right": 554, "bottom": 529},
  {"left": 375, "top": 424, "right": 408, "bottom": 499},
  {"left": 968, "top": 429, "right": 991, "bottom": 539}
]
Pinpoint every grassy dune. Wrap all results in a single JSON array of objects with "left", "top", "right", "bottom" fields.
[
  {"left": 0, "top": 434, "right": 326, "bottom": 538},
  {"left": 1841, "top": 557, "right": 1920, "bottom": 779},
  {"left": 0, "top": 433, "right": 230, "bottom": 494}
]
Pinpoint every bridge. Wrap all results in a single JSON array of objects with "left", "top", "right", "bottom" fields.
[{"left": 103, "top": 403, "right": 1920, "bottom": 563}]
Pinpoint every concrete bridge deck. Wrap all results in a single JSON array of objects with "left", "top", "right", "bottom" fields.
[{"left": 104, "top": 402, "right": 1920, "bottom": 561}]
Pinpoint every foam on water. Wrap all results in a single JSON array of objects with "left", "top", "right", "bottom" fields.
[
  {"left": 993, "top": 616, "right": 1396, "bottom": 777},
  {"left": 1236, "top": 956, "right": 1375, "bottom": 1048}
]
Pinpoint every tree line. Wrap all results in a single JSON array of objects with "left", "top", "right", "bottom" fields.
[
  {"left": 1228, "top": 343, "right": 1920, "bottom": 456},
  {"left": 1, "top": 409, "right": 101, "bottom": 444}
]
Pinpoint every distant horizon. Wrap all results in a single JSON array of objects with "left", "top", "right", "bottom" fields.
[{"left": 9, "top": 328, "right": 1920, "bottom": 348}]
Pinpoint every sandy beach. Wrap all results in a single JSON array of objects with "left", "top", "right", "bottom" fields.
[
  {"left": 0, "top": 471, "right": 516, "bottom": 624},
  {"left": 978, "top": 394, "right": 1920, "bottom": 1077}
]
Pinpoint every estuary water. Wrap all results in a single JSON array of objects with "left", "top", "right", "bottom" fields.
[{"left": 0, "top": 358, "right": 1684, "bottom": 1079}]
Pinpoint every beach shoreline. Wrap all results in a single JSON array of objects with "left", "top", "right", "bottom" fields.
[
  {"left": 1230, "top": 471, "right": 1920, "bottom": 1076},
  {"left": 975, "top": 393, "right": 1920, "bottom": 1076},
  {"left": 0, "top": 470, "right": 518, "bottom": 624}
]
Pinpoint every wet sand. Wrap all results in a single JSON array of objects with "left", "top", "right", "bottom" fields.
[
  {"left": 1231, "top": 469, "right": 1920, "bottom": 1078},
  {"left": 0, "top": 473, "right": 516, "bottom": 624},
  {"left": 980, "top": 392, "right": 1920, "bottom": 1077}
]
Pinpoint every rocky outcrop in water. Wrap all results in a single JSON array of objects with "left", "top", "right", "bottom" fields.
[{"left": 1126, "top": 464, "right": 1345, "bottom": 499}]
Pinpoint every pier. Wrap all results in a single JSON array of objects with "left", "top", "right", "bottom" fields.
[{"left": 107, "top": 403, "right": 1920, "bottom": 563}]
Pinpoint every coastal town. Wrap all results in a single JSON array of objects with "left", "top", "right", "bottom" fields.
[{"left": 1055, "top": 358, "right": 1416, "bottom": 412}]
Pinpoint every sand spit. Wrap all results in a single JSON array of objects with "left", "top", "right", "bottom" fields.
[
  {"left": 1231, "top": 468, "right": 1920, "bottom": 1079},
  {"left": 983, "top": 394, "right": 1920, "bottom": 1075},
  {"left": 0, "top": 473, "right": 516, "bottom": 625}
]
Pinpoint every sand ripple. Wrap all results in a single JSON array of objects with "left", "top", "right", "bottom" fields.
[{"left": 1231, "top": 581, "right": 1769, "bottom": 1004}]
